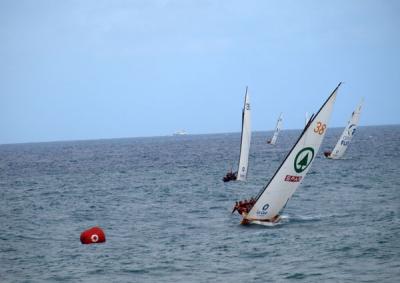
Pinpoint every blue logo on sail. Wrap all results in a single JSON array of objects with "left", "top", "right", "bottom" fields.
[
  {"left": 256, "top": 203, "right": 270, "bottom": 216},
  {"left": 347, "top": 124, "right": 357, "bottom": 136}
]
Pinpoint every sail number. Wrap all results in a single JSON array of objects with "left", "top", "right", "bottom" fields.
[
  {"left": 314, "top": 122, "right": 326, "bottom": 135},
  {"left": 245, "top": 103, "right": 250, "bottom": 110}
]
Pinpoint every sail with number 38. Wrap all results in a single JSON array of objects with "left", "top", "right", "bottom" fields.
[{"left": 239, "top": 83, "right": 342, "bottom": 225}]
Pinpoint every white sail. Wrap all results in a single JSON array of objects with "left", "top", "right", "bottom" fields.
[
  {"left": 268, "top": 113, "right": 283, "bottom": 145},
  {"left": 328, "top": 99, "right": 363, "bottom": 159},
  {"left": 244, "top": 83, "right": 341, "bottom": 222},
  {"left": 236, "top": 88, "right": 251, "bottom": 181}
]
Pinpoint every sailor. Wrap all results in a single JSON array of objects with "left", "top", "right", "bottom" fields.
[
  {"left": 245, "top": 202, "right": 252, "bottom": 212},
  {"left": 226, "top": 171, "right": 233, "bottom": 180},
  {"left": 236, "top": 201, "right": 244, "bottom": 215}
]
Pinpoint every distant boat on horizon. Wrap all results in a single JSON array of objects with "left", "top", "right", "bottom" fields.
[
  {"left": 324, "top": 98, "right": 364, "bottom": 159},
  {"left": 173, "top": 130, "right": 188, "bottom": 136}
]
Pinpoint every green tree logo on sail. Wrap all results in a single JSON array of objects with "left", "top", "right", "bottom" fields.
[{"left": 294, "top": 147, "right": 315, "bottom": 173}]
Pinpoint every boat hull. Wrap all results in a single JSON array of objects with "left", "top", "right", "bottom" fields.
[
  {"left": 223, "top": 172, "right": 237, "bottom": 182},
  {"left": 245, "top": 219, "right": 281, "bottom": 226},
  {"left": 241, "top": 214, "right": 282, "bottom": 226}
]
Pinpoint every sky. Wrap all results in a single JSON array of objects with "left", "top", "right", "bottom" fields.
[{"left": 0, "top": 0, "right": 399, "bottom": 144}]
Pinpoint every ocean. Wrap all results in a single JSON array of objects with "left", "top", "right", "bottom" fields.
[{"left": 1, "top": 125, "right": 399, "bottom": 282}]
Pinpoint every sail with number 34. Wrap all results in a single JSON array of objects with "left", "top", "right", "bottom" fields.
[
  {"left": 236, "top": 88, "right": 251, "bottom": 181},
  {"left": 223, "top": 87, "right": 251, "bottom": 182}
]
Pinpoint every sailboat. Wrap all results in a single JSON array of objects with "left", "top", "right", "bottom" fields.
[
  {"left": 324, "top": 99, "right": 363, "bottom": 159},
  {"left": 223, "top": 87, "right": 251, "bottom": 182},
  {"left": 267, "top": 113, "right": 283, "bottom": 145},
  {"left": 232, "top": 83, "right": 342, "bottom": 225}
]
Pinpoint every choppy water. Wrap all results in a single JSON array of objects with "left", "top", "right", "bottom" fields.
[{"left": 1, "top": 125, "right": 399, "bottom": 282}]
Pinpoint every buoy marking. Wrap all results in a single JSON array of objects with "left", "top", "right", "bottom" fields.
[{"left": 91, "top": 234, "right": 99, "bottom": 242}]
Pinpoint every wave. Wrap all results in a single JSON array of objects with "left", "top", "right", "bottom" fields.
[{"left": 280, "top": 212, "right": 352, "bottom": 224}]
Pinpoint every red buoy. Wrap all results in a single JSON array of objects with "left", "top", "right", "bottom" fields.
[{"left": 80, "top": 226, "right": 106, "bottom": 244}]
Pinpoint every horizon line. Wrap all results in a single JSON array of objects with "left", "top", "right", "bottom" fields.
[{"left": 1, "top": 123, "right": 398, "bottom": 146}]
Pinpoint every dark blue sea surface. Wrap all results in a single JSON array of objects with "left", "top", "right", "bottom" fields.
[{"left": 1, "top": 125, "right": 399, "bottom": 282}]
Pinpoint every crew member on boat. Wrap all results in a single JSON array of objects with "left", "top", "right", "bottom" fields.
[
  {"left": 232, "top": 198, "right": 256, "bottom": 215},
  {"left": 223, "top": 170, "right": 237, "bottom": 182},
  {"left": 232, "top": 198, "right": 281, "bottom": 223}
]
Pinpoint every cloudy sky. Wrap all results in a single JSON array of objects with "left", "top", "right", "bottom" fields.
[{"left": 0, "top": 0, "right": 399, "bottom": 144}]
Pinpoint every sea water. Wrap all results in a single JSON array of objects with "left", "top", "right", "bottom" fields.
[{"left": 0, "top": 125, "right": 399, "bottom": 282}]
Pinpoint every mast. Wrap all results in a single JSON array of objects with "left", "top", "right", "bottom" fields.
[{"left": 305, "top": 112, "right": 309, "bottom": 126}]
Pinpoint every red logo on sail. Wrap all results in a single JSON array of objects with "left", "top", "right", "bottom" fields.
[{"left": 284, "top": 175, "right": 302, "bottom": 182}]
